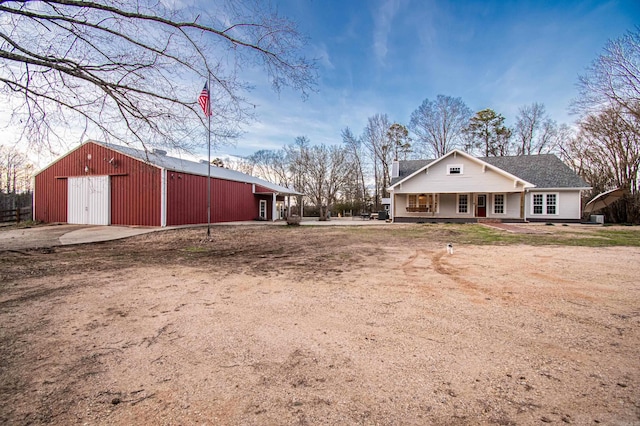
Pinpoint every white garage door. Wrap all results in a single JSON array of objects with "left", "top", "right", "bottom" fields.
[{"left": 68, "top": 176, "right": 111, "bottom": 225}]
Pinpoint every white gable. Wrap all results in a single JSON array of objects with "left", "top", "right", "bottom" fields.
[{"left": 390, "top": 150, "right": 533, "bottom": 194}]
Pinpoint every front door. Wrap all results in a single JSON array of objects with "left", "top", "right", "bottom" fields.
[
  {"left": 275, "top": 201, "right": 285, "bottom": 220},
  {"left": 259, "top": 200, "right": 267, "bottom": 220},
  {"left": 476, "top": 194, "right": 487, "bottom": 217}
]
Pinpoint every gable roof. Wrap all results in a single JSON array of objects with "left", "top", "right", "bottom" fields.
[
  {"left": 95, "top": 141, "right": 301, "bottom": 195},
  {"left": 389, "top": 149, "right": 535, "bottom": 189},
  {"left": 390, "top": 151, "right": 590, "bottom": 190}
]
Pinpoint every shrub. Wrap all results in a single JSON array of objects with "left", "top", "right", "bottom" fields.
[{"left": 286, "top": 215, "right": 301, "bottom": 226}]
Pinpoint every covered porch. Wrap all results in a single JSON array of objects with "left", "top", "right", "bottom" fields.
[
  {"left": 253, "top": 184, "right": 301, "bottom": 221},
  {"left": 391, "top": 191, "right": 526, "bottom": 223}
]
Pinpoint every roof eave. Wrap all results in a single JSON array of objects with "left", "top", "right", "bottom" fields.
[{"left": 526, "top": 186, "right": 592, "bottom": 191}]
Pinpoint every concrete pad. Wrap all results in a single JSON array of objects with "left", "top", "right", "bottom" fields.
[{"left": 58, "top": 226, "right": 163, "bottom": 245}]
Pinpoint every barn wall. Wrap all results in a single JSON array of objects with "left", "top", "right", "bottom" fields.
[
  {"left": 34, "top": 172, "right": 68, "bottom": 223},
  {"left": 34, "top": 142, "right": 162, "bottom": 226},
  {"left": 166, "top": 172, "right": 261, "bottom": 225}
]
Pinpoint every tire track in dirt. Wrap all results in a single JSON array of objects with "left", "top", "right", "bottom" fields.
[
  {"left": 431, "top": 250, "right": 487, "bottom": 303},
  {"left": 399, "top": 249, "right": 487, "bottom": 302}
]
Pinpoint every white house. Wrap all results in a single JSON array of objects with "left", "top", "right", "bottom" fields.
[{"left": 387, "top": 150, "right": 591, "bottom": 223}]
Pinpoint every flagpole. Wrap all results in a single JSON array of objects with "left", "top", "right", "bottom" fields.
[{"left": 206, "top": 73, "right": 212, "bottom": 239}]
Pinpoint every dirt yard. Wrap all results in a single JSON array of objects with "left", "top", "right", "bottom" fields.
[{"left": 0, "top": 224, "right": 639, "bottom": 425}]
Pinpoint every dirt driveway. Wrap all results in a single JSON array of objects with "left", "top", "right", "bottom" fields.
[{"left": 0, "top": 225, "right": 638, "bottom": 425}]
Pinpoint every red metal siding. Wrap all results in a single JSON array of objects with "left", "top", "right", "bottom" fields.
[
  {"left": 34, "top": 172, "right": 68, "bottom": 223},
  {"left": 166, "top": 172, "right": 260, "bottom": 225},
  {"left": 34, "top": 141, "right": 161, "bottom": 226},
  {"left": 254, "top": 184, "right": 275, "bottom": 194}
]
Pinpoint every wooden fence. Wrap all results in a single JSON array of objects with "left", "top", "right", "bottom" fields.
[{"left": 0, "top": 207, "right": 32, "bottom": 223}]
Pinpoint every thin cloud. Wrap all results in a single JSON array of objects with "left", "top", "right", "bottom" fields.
[
  {"left": 371, "top": 0, "right": 404, "bottom": 64},
  {"left": 312, "top": 43, "right": 335, "bottom": 70}
]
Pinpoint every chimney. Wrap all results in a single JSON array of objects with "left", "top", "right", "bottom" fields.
[{"left": 391, "top": 160, "right": 399, "bottom": 179}]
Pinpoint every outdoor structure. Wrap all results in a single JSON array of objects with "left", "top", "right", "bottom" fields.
[
  {"left": 388, "top": 150, "right": 590, "bottom": 223},
  {"left": 34, "top": 140, "right": 300, "bottom": 226}
]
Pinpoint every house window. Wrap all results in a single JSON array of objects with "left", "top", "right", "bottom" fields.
[
  {"left": 417, "top": 194, "right": 428, "bottom": 208},
  {"left": 406, "top": 194, "right": 439, "bottom": 212},
  {"left": 457, "top": 194, "right": 468, "bottom": 213},
  {"left": 531, "top": 193, "right": 558, "bottom": 215},
  {"left": 546, "top": 194, "right": 557, "bottom": 214},
  {"left": 493, "top": 194, "right": 505, "bottom": 214},
  {"left": 533, "top": 194, "right": 543, "bottom": 214},
  {"left": 448, "top": 164, "right": 463, "bottom": 175}
]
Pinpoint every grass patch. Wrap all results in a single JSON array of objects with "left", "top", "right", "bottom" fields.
[
  {"left": 455, "top": 225, "right": 640, "bottom": 247},
  {"left": 338, "top": 224, "right": 640, "bottom": 247}
]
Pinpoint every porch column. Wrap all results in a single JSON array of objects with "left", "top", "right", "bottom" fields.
[
  {"left": 390, "top": 193, "right": 395, "bottom": 221},
  {"left": 471, "top": 192, "right": 476, "bottom": 217},
  {"left": 286, "top": 195, "right": 291, "bottom": 219},
  {"left": 520, "top": 191, "right": 525, "bottom": 220},
  {"left": 272, "top": 193, "right": 277, "bottom": 221}
]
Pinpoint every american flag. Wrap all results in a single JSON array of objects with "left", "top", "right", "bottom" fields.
[{"left": 198, "top": 82, "right": 211, "bottom": 117}]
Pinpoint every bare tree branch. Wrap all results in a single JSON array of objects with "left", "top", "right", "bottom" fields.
[
  {"left": 573, "top": 28, "right": 640, "bottom": 121},
  {"left": 0, "top": 0, "right": 317, "bottom": 152}
]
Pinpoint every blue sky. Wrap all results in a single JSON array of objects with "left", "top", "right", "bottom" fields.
[{"left": 213, "top": 0, "right": 640, "bottom": 159}]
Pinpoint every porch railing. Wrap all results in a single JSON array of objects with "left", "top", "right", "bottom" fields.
[{"left": 406, "top": 207, "right": 434, "bottom": 213}]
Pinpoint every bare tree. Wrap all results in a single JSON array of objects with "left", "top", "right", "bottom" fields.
[
  {"left": 409, "top": 95, "right": 472, "bottom": 157},
  {"left": 223, "top": 156, "right": 255, "bottom": 175},
  {"left": 574, "top": 28, "right": 640, "bottom": 121},
  {"left": 514, "top": 103, "right": 559, "bottom": 155},
  {"left": 246, "top": 149, "right": 290, "bottom": 187},
  {"left": 341, "top": 127, "right": 368, "bottom": 212},
  {"left": 0, "top": 146, "right": 33, "bottom": 210},
  {"left": 0, "top": 146, "right": 31, "bottom": 194},
  {"left": 288, "top": 140, "right": 350, "bottom": 220},
  {"left": 580, "top": 108, "right": 640, "bottom": 194},
  {"left": 0, "top": 0, "right": 316, "bottom": 152},
  {"left": 285, "top": 135, "right": 310, "bottom": 214},
  {"left": 562, "top": 107, "right": 640, "bottom": 222},
  {"left": 362, "top": 113, "right": 392, "bottom": 205}
]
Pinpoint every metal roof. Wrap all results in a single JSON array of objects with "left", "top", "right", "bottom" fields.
[
  {"left": 392, "top": 153, "right": 589, "bottom": 189},
  {"left": 96, "top": 141, "right": 301, "bottom": 195}
]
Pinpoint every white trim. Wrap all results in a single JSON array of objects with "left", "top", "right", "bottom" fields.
[
  {"left": 259, "top": 199, "right": 267, "bottom": 220},
  {"left": 531, "top": 192, "right": 559, "bottom": 215},
  {"left": 32, "top": 175, "right": 36, "bottom": 221},
  {"left": 160, "top": 168, "right": 167, "bottom": 227},
  {"left": 390, "top": 193, "right": 395, "bottom": 220},
  {"left": 457, "top": 193, "right": 470, "bottom": 214},
  {"left": 493, "top": 193, "right": 506, "bottom": 215},
  {"left": 272, "top": 193, "right": 277, "bottom": 221},
  {"left": 528, "top": 187, "right": 592, "bottom": 191}
]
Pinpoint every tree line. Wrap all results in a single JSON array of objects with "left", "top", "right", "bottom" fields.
[{"left": 0, "top": 147, "right": 33, "bottom": 211}]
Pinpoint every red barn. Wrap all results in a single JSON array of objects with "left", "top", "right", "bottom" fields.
[{"left": 34, "top": 140, "right": 300, "bottom": 226}]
